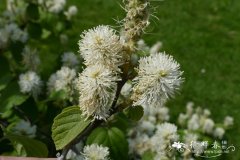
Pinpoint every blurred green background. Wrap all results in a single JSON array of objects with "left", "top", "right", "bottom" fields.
[{"left": 67, "top": 0, "right": 240, "bottom": 159}]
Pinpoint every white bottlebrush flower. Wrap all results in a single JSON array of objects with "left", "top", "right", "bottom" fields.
[
  {"left": 132, "top": 52, "right": 183, "bottom": 107},
  {"left": 213, "top": 127, "right": 225, "bottom": 139},
  {"left": 82, "top": 144, "right": 109, "bottom": 160},
  {"left": 61, "top": 52, "right": 79, "bottom": 69},
  {"left": 21, "top": 46, "right": 40, "bottom": 71},
  {"left": 224, "top": 116, "right": 234, "bottom": 127},
  {"left": 12, "top": 120, "right": 37, "bottom": 138},
  {"left": 47, "top": 66, "right": 76, "bottom": 93},
  {"left": 77, "top": 65, "right": 120, "bottom": 120},
  {"left": 64, "top": 5, "right": 78, "bottom": 20},
  {"left": 78, "top": 25, "right": 123, "bottom": 69},
  {"left": 18, "top": 71, "right": 42, "bottom": 96},
  {"left": 202, "top": 118, "right": 215, "bottom": 134},
  {"left": 45, "top": 0, "right": 66, "bottom": 13}
]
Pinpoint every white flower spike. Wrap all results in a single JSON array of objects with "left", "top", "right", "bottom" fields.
[
  {"left": 132, "top": 52, "right": 183, "bottom": 107},
  {"left": 77, "top": 65, "right": 120, "bottom": 120},
  {"left": 79, "top": 25, "right": 123, "bottom": 70}
]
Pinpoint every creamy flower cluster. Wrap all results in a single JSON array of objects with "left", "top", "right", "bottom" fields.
[
  {"left": 79, "top": 25, "right": 123, "bottom": 69},
  {"left": 77, "top": 25, "right": 123, "bottom": 120},
  {"left": 64, "top": 143, "right": 109, "bottom": 160},
  {"left": 11, "top": 120, "right": 37, "bottom": 138},
  {"left": 44, "top": 0, "right": 66, "bottom": 13},
  {"left": 177, "top": 102, "right": 233, "bottom": 138},
  {"left": 83, "top": 144, "right": 110, "bottom": 160},
  {"left": 132, "top": 52, "right": 183, "bottom": 107},
  {"left": 0, "top": 23, "right": 28, "bottom": 49},
  {"left": 128, "top": 101, "right": 233, "bottom": 159},
  {"left": 61, "top": 52, "right": 80, "bottom": 69},
  {"left": 128, "top": 105, "right": 174, "bottom": 158},
  {"left": 64, "top": 5, "right": 78, "bottom": 20},
  {"left": 177, "top": 102, "right": 234, "bottom": 159},
  {"left": 47, "top": 66, "right": 77, "bottom": 95},
  {"left": 18, "top": 71, "right": 42, "bottom": 97}
]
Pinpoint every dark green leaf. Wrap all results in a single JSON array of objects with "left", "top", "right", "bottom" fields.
[
  {"left": 27, "top": 22, "right": 42, "bottom": 39},
  {"left": 0, "top": 81, "right": 29, "bottom": 118},
  {"left": 5, "top": 134, "right": 48, "bottom": 157},
  {"left": 125, "top": 105, "right": 144, "bottom": 121},
  {"left": 52, "top": 106, "right": 91, "bottom": 150},
  {"left": 108, "top": 112, "right": 129, "bottom": 133},
  {"left": 26, "top": 3, "right": 39, "bottom": 21},
  {"left": 0, "top": 73, "right": 12, "bottom": 91}
]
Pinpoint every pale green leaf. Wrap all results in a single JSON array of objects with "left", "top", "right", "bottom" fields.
[{"left": 52, "top": 106, "right": 91, "bottom": 150}]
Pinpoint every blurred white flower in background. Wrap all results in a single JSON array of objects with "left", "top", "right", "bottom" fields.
[
  {"left": 18, "top": 71, "right": 42, "bottom": 97},
  {"left": 137, "top": 39, "right": 149, "bottom": 52},
  {"left": 61, "top": 52, "right": 79, "bottom": 69},
  {"left": 45, "top": 0, "right": 66, "bottom": 13},
  {"left": 213, "top": 127, "right": 225, "bottom": 139},
  {"left": 202, "top": 118, "right": 215, "bottom": 134},
  {"left": 47, "top": 66, "right": 76, "bottom": 94},
  {"left": 11, "top": 120, "right": 37, "bottom": 138},
  {"left": 64, "top": 5, "right": 78, "bottom": 20},
  {"left": 21, "top": 46, "right": 40, "bottom": 71},
  {"left": 5, "top": 23, "right": 28, "bottom": 43},
  {"left": 224, "top": 116, "right": 234, "bottom": 127},
  {"left": 150, "top": 41, "right": 162, "bottom": 55},
  {"left": 82, "top": 144, "right": 109, "bottom": 160}
]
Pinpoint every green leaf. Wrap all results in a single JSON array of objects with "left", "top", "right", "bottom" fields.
[
  {"left": 0, "top": 81, "right": 29, "bottom": 118},
  {"left": 5, "top": 134, "right": 48, "bottom": 157},
  {"left": 0, "top": 73, "right": 12, "bottom": 91},
  {"left": 26, "top": 3, "right": 39, "bottom": 21},
  {"left": 124, "top": 105, "right": 144, "bottom": 121},
  {"left": 52, "top": 106, "right": 91, "bottom": 150},
  {"left": 87, "top": 127, "right": 129, "bottom": 160},
  {"left": 108, "top": 112, "right": 129, "bottom": 133}
]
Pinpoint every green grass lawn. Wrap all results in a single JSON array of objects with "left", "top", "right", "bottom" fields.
[{"left": 69, "top": 0, "right": 240, "bottom": 159}]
